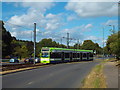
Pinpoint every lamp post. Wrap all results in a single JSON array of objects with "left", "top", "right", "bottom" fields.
[
  {"left": 108, "top": 25, "right": 115, "bottom": 34},
  {"left": 102, "top": 27, "right": 104, "bottom": 59},
  {"left": 33, "top": 23, "right": 36, "bottom": 65}
]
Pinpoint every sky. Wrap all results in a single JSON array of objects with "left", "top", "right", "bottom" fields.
[{"left": 2, "top": 0, "right": 119, "bottom": 47}]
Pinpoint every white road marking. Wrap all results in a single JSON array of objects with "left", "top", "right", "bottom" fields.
[{"left": 27, "top": 82, "right": 33, "bottom": 85}]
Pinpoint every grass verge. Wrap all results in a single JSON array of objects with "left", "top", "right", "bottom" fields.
[{"left": 82, "top": 64, "right": 107, "bottom": 88}]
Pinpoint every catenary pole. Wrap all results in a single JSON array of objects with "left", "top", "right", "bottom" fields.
[
  {"left": 31, "top": 31, "right": 32, "bottom": 41},
  {"left": 33, "top": 23, "right": 36, "bottom": 64},
  {"left": 67, "top": 33, "right": 69, "bottom": 48},
  {"left": 77, "top": 39, "right": 79, "bottom": 49},
  {"left": 103, "top": 27, "right": 104, "bottom": 60}
]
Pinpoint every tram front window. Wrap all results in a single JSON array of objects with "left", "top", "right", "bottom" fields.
[{"left": 41, "top": 53, "right": 49, "bottom": 57}]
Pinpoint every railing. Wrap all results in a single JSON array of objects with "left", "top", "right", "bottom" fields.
[{"left": 0, "top": 59, "right": 10, "bottom": 63}]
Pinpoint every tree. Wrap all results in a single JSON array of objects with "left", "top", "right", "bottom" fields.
[
  {"left": 26, "top": 41, "right": 34, "bottom": 56},
  {"left": 13, "top": 44, "right": 29, "bottom": 59},
  {"left": 36, "top": 38, "right": 66, "bottom": 56},
  {"left": 80, "top": 40, "right": 102, "bottom": 54},
  {"left": 73, "top": 43, "right": 81, "bottom": 49},
  {"left": 106, "top": 31, "right": 120, "bottom": 59},
  {"left": 1, "top": 21, "right": 13, "bottom": 58}
]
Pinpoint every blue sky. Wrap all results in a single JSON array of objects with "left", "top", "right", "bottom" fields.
[{"left": 2, "top": 1, "right": 118, "bottom": 47}]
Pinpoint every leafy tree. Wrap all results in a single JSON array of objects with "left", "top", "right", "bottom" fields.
[
  {"left": 36, "top": 38, "right": 66, "bottom": 56},
  {"left": 59, "top": 44, "right": 67, "bottom": 48},
  {"left": 106, "top": 31, "right": 120, "bottom": 59},
  {"left": 81, "top": 40, "right": 95, "bottom": 50},
  {"left": 73, "top": 43, "right": 81, "bottom": 49},
  {"left": 13, "top": 44, "right": 29, "bottom": 59},
  {"left": 1, "top": 21, "right": 13, "bottom": 58},
  {"left": 26, "top": 41, "right": 33, "bottom": 56},
  {"left": 80, "top": 40, "right": 102, "bottom": 54}
]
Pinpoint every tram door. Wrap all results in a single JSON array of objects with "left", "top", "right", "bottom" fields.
[
  {"left": 61, "top": 52, "right": 64, "bottom": 62},
  {"left": 87, "top": 53, "right": 89, "bottom": 60},
  {"left": 70, "top": 52, "right": 72, "bottom": 61},
  {"left": 80, "top": 53, "right": 82, "bottom": 61}
]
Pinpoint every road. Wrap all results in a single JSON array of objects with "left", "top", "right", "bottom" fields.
[{"left": 2, "top": 60, "right": 100, "bottom": 88}]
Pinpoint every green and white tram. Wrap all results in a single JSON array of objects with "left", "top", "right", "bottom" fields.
[{"left": 40, "top": 47, "right": 93, "bottom": 64}]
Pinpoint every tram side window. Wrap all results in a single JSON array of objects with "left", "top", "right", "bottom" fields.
[
  {"left": 83, "top": 53, "right": 87, "bottom": 57},
  {"left": 77, "top": 53, "right": 79, "bottom": 58},
  {"left": 90, "top": 53, "right": 93, "bottom": 57},
  {"left": 73, "top": 53, "right": 76, "bottom": 58},
  {"left": 80, "top": 53, "right": 82, "bottom": 57},
  {"left": 50, "top": 52, "right": 61, "bottom": 58},
  {"left": 70, "top": 52, "right": 72, "bottom": 57},
  {"left": 65, "top": 53, "right": 70, "bottom": 58},
  {"left": 75, "top": 53, "right": 77, "bottom": 58},
  {"left": 87, "top": 53, "right": 89, "bottom": 57}
]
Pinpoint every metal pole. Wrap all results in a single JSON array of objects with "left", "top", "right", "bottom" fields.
[
  {"left": 103, "top": 27, "right": 104, "bottom": 59},
  {"left": 109, "top": 25, "right": 115, "bottom": 34},
  {"left": 77, "top": 39, "right": 79, "bottom": 49},
  {"left": 61, "top": 38, "right": 62, "bottom": 48},
  {"left": 31, "top": 31, "right": 32, "bottom": 42},
  {"left": 33, "top": 23, "right": 36, "bottom": 64},
  {"left": 67, "top": 33, "right": 69, "bottom": 48},
  {"left": 113, "top": 25, "right": 115, "bottom": 34},
  {"left": 61, "top": 38, "right": 62, "bottom": 45}
]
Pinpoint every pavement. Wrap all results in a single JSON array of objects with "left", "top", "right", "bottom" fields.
[
  {"left": 0, "top": 62, "right": 24, "bottom": 66},
  {"left": 0, "top": 61, "right": 24, "bottom": 66},
  {"left": 103, "top": 61, "right": 119, "bottom": 88},
  {"left": 2, "top": 61, "right": 99, "bottom": 88}
]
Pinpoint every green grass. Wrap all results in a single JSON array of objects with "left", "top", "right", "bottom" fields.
[
  {"left": 82, "top": 64, "right": 106, "bottom": 88},
  {"left": 81, "top": 78, "right": 86, "bottom": 84},
  {"left": 93, "top": 77, "right": 100, "bottom": 88},
  {"left": 95, "top": 64, "right": 102, "bottom": 72},
  {"left": 101, "top": 58, "right": 117, "bottom": 64}
]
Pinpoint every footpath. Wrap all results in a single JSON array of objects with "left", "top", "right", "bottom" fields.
[{"left": 103, "top": 61, "right": 119, "bottom": 88}]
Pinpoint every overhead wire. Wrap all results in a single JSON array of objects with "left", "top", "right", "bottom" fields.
[
  {"left": 3, "top": 21, "right": 79, "bottom": 45},
  {"left": 3, "top": 20, "right": 32, "bottom": 30}
]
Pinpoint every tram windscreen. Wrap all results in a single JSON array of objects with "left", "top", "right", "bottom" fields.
[
  {"left": 41, "top": 53, "right": 49, "bottom": 57},
  {"left": 42, "top": 49, "right": 49, "bottom": 51}
]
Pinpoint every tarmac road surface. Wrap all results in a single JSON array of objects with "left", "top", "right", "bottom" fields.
[{"left": 2, "top": 60, "right": 100, "bottom": 88}]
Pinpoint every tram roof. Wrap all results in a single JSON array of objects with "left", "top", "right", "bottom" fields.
[{"left": 41, "top": 47, "right": 93, "bottom": 53}]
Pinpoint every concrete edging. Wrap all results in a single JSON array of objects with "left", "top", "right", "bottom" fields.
[{"left": 1, "top": 64, "right": 50, "bottom": 75}]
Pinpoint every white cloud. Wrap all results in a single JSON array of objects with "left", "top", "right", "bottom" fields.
[
  {"left": 67, "top": 14, "right": 78, "bottom": 21},
  {"left": 60, "top": 23, "right": 93, "bottom": 40},
  {"left": 98, "top": 39, "right": 107, "bottom": 47},
  {"left": 65, "top": 2, "right": 118, "bottom": 17},
  {"left": 12, "top": 27, "right": 17, "bottom": 31},
  {"left": 5, "top": 2, "right": 65, "bottom": 40},
  {"left": 45, "top": 23, "right": 60, "bottom": 30},
  {"left": 57, "top": 23, "right": 98, "bottom": 46},
  {"left": 3, "top": 0, "right": 119, "bottom": 2},
  {"left": 61, "top": 23, "right": 93, "bottom": 34},
  {"left": 85, "top": 36, "right": 100, "bottom": 41},
  {"left": 85, "top": 24, "right": 93, "bottom": 29},
  {"left": 44, "top": 13, "right": 64, "bottom": 30},
  {"left": 6, "top": 2, "right": 56, "bottom": 29},
  {"left": 21, "top": 2, "right": 54, "bottom": 13},
  {"left": 102, "top": 20, "right": 118, "bottom": 26},
  {"left": 11, "top": 31, "right": 17, "bottom": 37},
  {"left": 7, "top": 9, "right": 43, "bottom": 28},
  {"left": 10, "top": 30, "right": 32, "bottom": 39},
  {"left": 46, "top": 13, "right": 56, "bottom": 18}
]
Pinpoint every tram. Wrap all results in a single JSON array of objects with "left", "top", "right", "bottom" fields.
[{"left": 40, "top": 47, "right": 93, "bottom": 63}]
